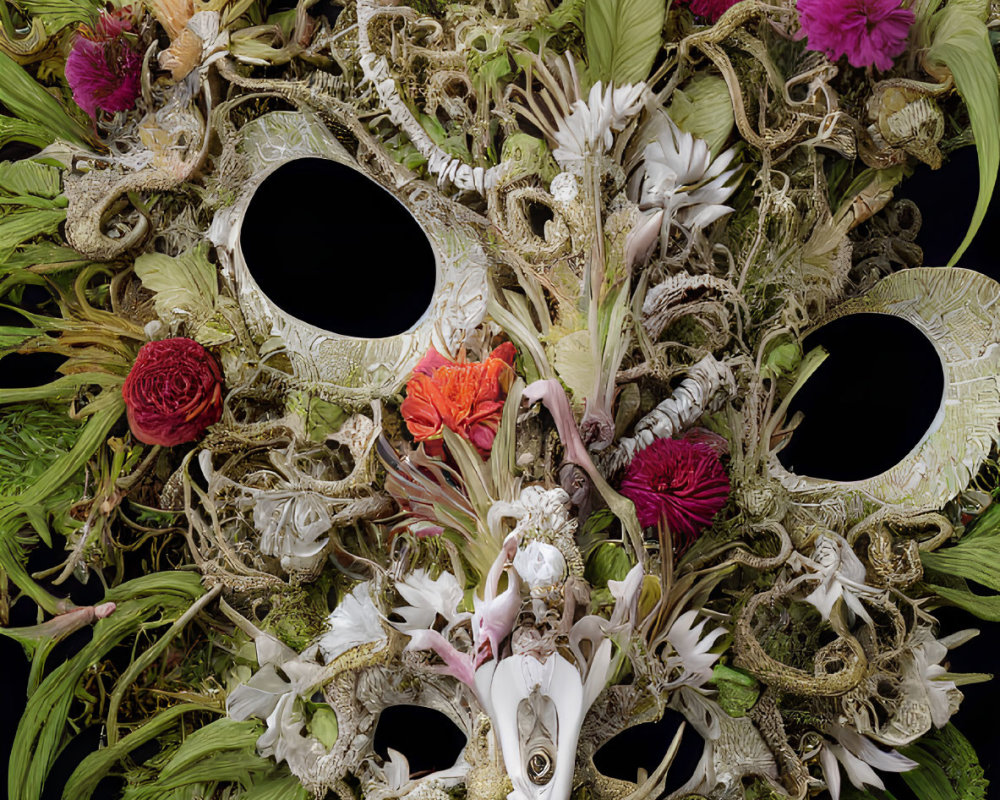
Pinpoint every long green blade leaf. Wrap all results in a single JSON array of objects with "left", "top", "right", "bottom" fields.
[
  {"left": 0, "top": 52, "right": 90, "bottom": 146},
  {"left": 926, "top": 7, "right": 1000, "bottom": 266}
]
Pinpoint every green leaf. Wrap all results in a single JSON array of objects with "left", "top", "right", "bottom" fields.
[
  {"left": 552, "top": 329, "right": 598, "bottom": 403},
  {"left": 0, "top": 52, "right": 89, "bottom": 146},
  {"left": 961, "top": 501, "right": 1000, "bottom": 541},
  {"left": 133, "top": 242, "right": 219, "bottom": 324},
  {"left": 760, "top": 338, "right": 802, "bottom": 380},
  {"left": 306, "top": 397, "right": 348, "bottom": 441},
  {"left": 0, "top": 160, "right": 62, "bottom": 198},
  {"left": 897, "top": 724, "right": 988, "bottom": 800},
  {"left": 0, "top": 116, "right": 55, "bottom": 150},
  {"left": 156, "top": 718, "right": 262, "bottom": 781},
  {"left": 585, "top": 542, "right": 631, "bottom": 587},
  {"left": 921, "top": 509, "right": 1000, "bottom": 618},
  {"left": 667, "top": 74, "right": 735, "bottom": 158},
  {"left": 18, "top": 0, "right": 100, "bottom": 34},
  {"left": 924, "top": 580, "right": 1000, "bottom": 620},
  {"left": 584, "top": 0, "right": 665, "bottom": 85},
  {"left": 500, "top": 133, "right": 559, "bottom": 182},
  {"left": 0, "top": 324, "right": 43, "bottom": 348},
  {"left": 241, "top": 773, "right": 311, "bottom": 800},
  {"left": 9, "top": 573, "right": 206, "bottom": 800},
  {"left": 307, "top": 705, "right": 339, "bottom": 749},
  {"left": 710, "top": 664, "right": 760, "bottom": 717},
  {"left": 921, "top": 535, "right": 1000, "bottom": 592},
  {"left": 0, "top": 208, "right": 65, "bottom": 261},
  {"left": 62, "top": 704, "right": 219, "bottom": 800},
  {"left": 925, "top": 6, "right": 1000, "bottom": 266}
]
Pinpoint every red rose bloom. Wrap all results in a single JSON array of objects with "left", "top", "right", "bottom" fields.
[
  {"left": 123, "top": 338, "right": 223, "bottom": 446},
  {"left": 400, "top": 343, "right": 516, "bottom": 458}
]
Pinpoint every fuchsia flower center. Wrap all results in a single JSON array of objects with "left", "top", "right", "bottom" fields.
[
  {"left": 619, "top": 438, "right": 730, "bottom": 551},
  {"left": 795, "top": 0, "right": 915, "bottom": 72},
  {"left": 65, "top": 8, "right": 142, "bottom": 118}
]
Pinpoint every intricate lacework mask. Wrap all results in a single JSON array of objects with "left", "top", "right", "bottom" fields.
[{"left": 41, "top": 1, "right": 1000, "bottom": 799}]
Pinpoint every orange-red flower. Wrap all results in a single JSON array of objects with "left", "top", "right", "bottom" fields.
[{"left": 401, "top": 343, "right": 516, "bottom": 458}]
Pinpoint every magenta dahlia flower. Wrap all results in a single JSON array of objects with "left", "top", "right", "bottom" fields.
[
  {"left": 677, "top": 0, "right": 740, "bottom": 22},
  {"left": 620, "top": 438, "right": 730, "bottom": 547},
  {"left": 796, "top": 0, "right": 914, "bottom": 72},
  {"left": 65, "top": 10, "right": 142, "bottom": 119}
]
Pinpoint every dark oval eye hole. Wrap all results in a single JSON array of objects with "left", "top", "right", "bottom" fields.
[
  {"left": 240, "top": 157, "right": 437, "bottom": 339},
  {"left": 777, "top": 313, "right": 943, "bottom": 481},
  {"left": 373, "top": 705, "right": 467, "bottom": 777},
  {"left": 593, "top": 710, "right": 700, "bottom": 792}
]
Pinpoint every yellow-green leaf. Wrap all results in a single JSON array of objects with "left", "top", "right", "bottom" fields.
[
  {"left": 925, "top": 6, "right": 1000, "bottom": 266},
  {"left": 667, "top": 74, "right": 734, "bottom": 158},
  {"left": 585, "top": 0, "right": 665, "bottom": 85},
  {"left": 0, "top": 52, "right": 89, "bottom": 146},
  {"left": 552, "top": 329, "right": 597, "bottom": 403}
]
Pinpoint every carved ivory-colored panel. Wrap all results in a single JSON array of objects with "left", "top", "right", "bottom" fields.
[
  {"left": 209, "top": 110, "right": 489, "bottom": 403},
  {"left": 771, "top": 267, "right": 1000, "bottom": 510}
]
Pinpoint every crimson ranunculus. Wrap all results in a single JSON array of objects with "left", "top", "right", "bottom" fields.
[
  {"left": 400, "top": 343, "right": 516, "bottom": 458},
  {"left": 123, "top": 338, "right": 223, "bottom": 446}
]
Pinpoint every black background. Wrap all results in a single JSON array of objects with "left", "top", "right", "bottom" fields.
[{"left": 2, "top": 146, "right": 1000, "bottom": 797}]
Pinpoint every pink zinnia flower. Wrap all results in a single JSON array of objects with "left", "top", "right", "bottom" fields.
[
  {"left": 65, "top": 10, "right": 142, "bottom": 119},
  {"left": 619, "top": 438, "right": 729, "bottom": 548},
  {"left": 796, "top": 0, "right": 915, "bottom": 72},
  {"left": 677, "top": 0, "right": 740, "bottom": 22}
]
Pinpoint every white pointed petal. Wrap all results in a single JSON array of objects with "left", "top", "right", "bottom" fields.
[
  {"left": 385, "top": 748, "right": 411, "bottom": 791},
  {"left": 404, "top": 628, "right": 475, "bottom": 686},
  {"left": 256, "top": 632, "right": 298, "bottom": 668},
  {"left": 583, "top": 638, "right": 613, "bottom": 708},
  {"left": 226, "top": 664, "right": 288, "bottom": 720},
  {"left": 681, "top": 204, "right": 733, "bottom": 230},
  {"left": 318, "top": 581, "right": 387, "bottom": 664},
  {"left": 702, "top": 146, "right": 738, "bottom": 180},
  {"left": 820, "top": 744, "right": 842, "bottom": 800},
  {"left": 938, "top": 628, "right": 979, "bottom": 649},
  {"left": 833, "top": 744, "right": 886, "bottom": 791},
  {"left": 393, "top": 569, "right": 465, "bottom": 632},
  {"left": 625, "top": 208, "right": 665, "bottom": 269}
]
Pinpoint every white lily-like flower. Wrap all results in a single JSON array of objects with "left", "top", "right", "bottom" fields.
[
  {"left": 226, "top": 631, "right": 329, "bottom": 775},
  {"left": 663, "top": 609, "right": 726, "bottom": 689},
  {"left": 552, "top": 81, "right": 646, "bottom": 165},
  {"left": 393, "top": 569, "right": 469, "bottom": 633},
  {"left": 632, "top": 111, "right": 739, "bottom": 228},
  {"left": 513, "top": 540, "right": 567, "bottom": 590},
  {"left": 607, "top": 562, "right": 645, "bottom": 630},
  {"left": 318, "top": 581, "right": 387, "bottom": 664},
  {"left": 403, "top": 534, "right": 521, "bottom": 685},
  {"left": 898, "top": 626, "right": 975, "bottom": 729},
  {"left": 788, "top": 533, "right": 879, "bottom": 624},
  {"left": 625, "top": 110, "right": 739, "bottom": 264},
  {"left": 819, "top": 724, "right": 917, "bottom": 800}
]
